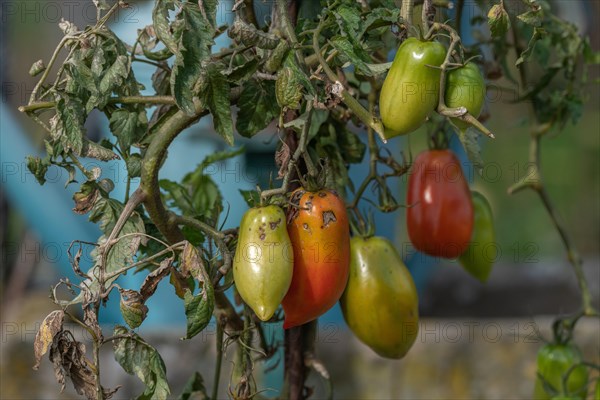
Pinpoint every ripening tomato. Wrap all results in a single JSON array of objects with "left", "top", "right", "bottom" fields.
[
  {"left": 282, "top": 188, "right": 350, "bottom": 329},
  {"left": 534, "top": 342, "right": 589, "bottom": 400},
  {"left": 379, "top": 38, "right": 446, "bottom": 138},
  {"left": 407, "top": 149, "right": 473, "bottom": 258},
  {"left": 445, "top": 62, "right": 486, "bottom": 130},
  {"left": 459, "top": 191, "right": 496, "bottom": 282},
  {"left": 340, "top": 236, "right": 419, "bottom": 359},
  {"left": 233, "top": 205, "right": 293, "bottom": 321}
]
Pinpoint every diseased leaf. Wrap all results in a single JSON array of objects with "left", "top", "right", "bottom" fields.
[
  {"left": 517, "top": 8, "right": 543, "bottom": 27},
  {"left": 113, "top": 326, "right": 171, "bottom": 400},
  {"left": 237, "top": 79, "right": 279, "bottom": 137},
  {"left": 222, "top": 59, "right": 260, "bottom": 84},
  {"left": 361, "top": 7, "right": 401, "bottom": 35},
  {"left": 276, "top": 67, "right": 303, "bottom": 109},
  {"left": 140, "top": 258, "right": 173, "bottom": 300},
  {"left": 33, "top": 310, "right": 64, "bottom": 370},
  {"left": 26, "top": 156, "right": 50, "bottom": 185},
  {"left": 119, "top": 289, "right": 148, "bottom": 329},
  {"left": 228, "top": 17, "right": 279, "bottom": 49},
  {"left": 201, "top": 64, "right": 234, "bottom": 145},
  {"left": 330, "top": 36, "right": 372, "bottom": 76},
  {"left": 50, "top": 95, "right": 86, "bottom": 156},
  {"left": 81, "top": 139, "right": 120, "bottom": 161},
  {"left": 72, "top": 182, "right": 100, "bottom": 215},
  {"left": 109, "top": 108, "right": 148, "bottom": 149},
  {"left": 488, "top": 3, "right": 511, "bottom": 38},
  {"left": 152, "top": 0, "right": 179, "bottom": 54},
  {"left": 98, "top": 55, "right": 130, "bottom": 105},
  {"left": 180, "top": 243, "right": 214, "bottom": 339},
  {"left": 516, "top": 28, "right": 545, "bottom": 66},
  {"left": 178, "top": 372, "right": 208, "bottom": 400},
  {"left": 171, "top": 3, "right": 215, "bottom": 115}
]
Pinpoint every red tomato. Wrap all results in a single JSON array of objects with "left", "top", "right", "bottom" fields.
[
  {"left": 407, "top": 150, "right": 473, "bottom": 258},
  {"left": 282, "top": 188, "right": 350, "bottom": 329}
]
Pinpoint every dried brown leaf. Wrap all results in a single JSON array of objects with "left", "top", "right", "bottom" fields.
[{"left": 33, "top": 310, "right": 64, "bottom": 370}]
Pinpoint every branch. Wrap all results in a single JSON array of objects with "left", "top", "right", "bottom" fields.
[
  {"left": 19, "top": 95, "right": 176, "bottom": 113},
  {"left": 311, "top": 18, "right": 386, "bottom": 141}
]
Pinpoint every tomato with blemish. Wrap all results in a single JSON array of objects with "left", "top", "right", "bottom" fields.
[
  {"left": 233, "top": 205, "right": 293, "bottom": 321},
  {"left": 282, "top": 188, "right": 351, "bottom": 329},
  {"left": 407, "top": 149, "right": 473, "bottom": 258}
]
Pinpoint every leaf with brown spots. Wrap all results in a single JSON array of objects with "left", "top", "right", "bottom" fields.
[{"left": 33, "top": 310, "right": 64, "bottom": 370}]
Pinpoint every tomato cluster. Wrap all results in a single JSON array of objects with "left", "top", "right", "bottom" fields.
[{"left": 233, "top": 37, "right": 495, "bottom": 360}]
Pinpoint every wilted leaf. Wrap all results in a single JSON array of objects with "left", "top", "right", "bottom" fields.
[
  {"left": 516, "top": 27, "right": 545, "bottom": 66},
  {"left": 228, "top": 17, "right": 279, "bottom": 49},
  {"left": 180, "top": 242, "right": 214, "bottom": 339},
  {"left": 72, "top": 182, "right": 100, "bottom": 215},
  {"left": 113, "top": 326, "right": 170, "bottom": 400},
  {"left": 33, "top": 310, "right": 64, "bottom": 370},
  {"left": 488, "top": 3, "right": 511, "bottom": 38},
  {"left": 140, "top": 258, "right": 173, "bottom": 300},
  {"left": 236, "top": 79, "right": 279, "bottom": 137},
  {"left": 239, "top": 189, "right": 261, "bottom": 208},
  {"left": 152, "top": 0, "right": 179, "bottom": 54},
  {"left": 109, "top": 108, "right": 148, "bottom": 149},
  {"left": 517, "top": 8, "right": 543, "bottom": 27},
  {"left": 223, "top": 59, "right": 259, "bottom": 85},
  {"left": 119, "top": 289, "right": 148, "bottom": 329},
  {"left": 29, "top": 59, "right": 45, "bottom": 77},
  {"left": 170, "top": 267, "right": 194, "bottom": 299},
  {"left": 330, "top": 36, "right": 372, "bottom": 76},
  {"left": 178, "top": 372, "right": 208, "bottom": 400},
  {"left": 50, "top": 95, "right": 86, "bottom": 156}
]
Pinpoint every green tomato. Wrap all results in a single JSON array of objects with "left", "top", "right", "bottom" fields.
[
  {"left": 596, "top": 379, "right": 600, "bottom": 400},
  {"left": 534, "top": 343, "right": 589, "bottom": 400},
  {"left": 445, "top": 62, "right": 485, "bottom": 130},
  {"left": 233, "top": 205, "right": 293, "bottom": 321},
  {"left": 340, "top": 236, "right": 419, "bottom": 359},
  {"left": 379, "top": 38, "right": 446, "bottom": 138},
  {"left": 459, "top": 191, "right": 496, "bottom": 282}
]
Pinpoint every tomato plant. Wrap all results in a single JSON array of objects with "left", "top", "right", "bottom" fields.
[
  {"left": 379, "top": 38, "right": 446, "bottom": 138},
  {"left": 340, "top": 236, "right": 419, "bottom": 359},
  {"left": 282, "top": 188, "right": 350, "bottom": 329},
  {"left": 407, "top": 149, "right": 473, "bottom": 258},
  {"left": 18, "top": 0, "right": 597, "bottom": 398},
  {"left": 233, "top": 205, "right": 293, "bottom": 321}
]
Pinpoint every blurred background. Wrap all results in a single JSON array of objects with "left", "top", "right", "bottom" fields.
[{"left": 1, "top": 0, "right": 599, "bottom": 399}]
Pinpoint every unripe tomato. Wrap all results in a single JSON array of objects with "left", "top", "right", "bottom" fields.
[
  {"left": 233, "top": 205, "right": 293, "bottom": 321},
  {"left": 282, "top": 189, "right": 350, "bottom": 329},
  {"left": 445, "top": 62, "right": 486, "bottom": 130},
  {"left": 407, "top": 149, "right": 473, "bottom": 258},
  {"left": 459, "top": 191, "right": 496, "bottom": 282},
  {"left": 340, "top": 236, "right": 419, "bottom": 359},
  {"left": 534, "top": 343, "right": 589, "bottom": 400},
  {"left": 595, "top": 380, "right": 600, "bottom": 400},
  {"left": 379, "top": 38, "right": 446, "bottom": 138}
]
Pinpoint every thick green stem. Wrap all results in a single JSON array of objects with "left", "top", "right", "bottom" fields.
[
  {"left": 19, "top": 95, "right": 175, "bottom": 113},
  {"left": 401, "top": 0, "right": 414, "bottom": 32},
  {"left": 211, "top": 322, "right": 224, "bottom": 400}
]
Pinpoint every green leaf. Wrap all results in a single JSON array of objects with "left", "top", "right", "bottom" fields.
[
  {"left": 201, "top": 64, "right": 233, "bottom": 145},
  {"left": 50, "top": 95, "right": 86, "bottom": 156},
  {"left": 223, "top": 59, "right": 260, "bottom": 84},
  {"left": 180, "top": 243, "right": 214, "bottom": 339},
  {"left": 160, "top": 179, "right": 195, "bottom": 216},
  {"left": 457, "top": 128, "right": 484, "bottom": 172},
  {"left": 113, "top": 326, "right": 171, "bottom": 400},
  {"left": 361, "top": 7, "right": 401, "bottom": 35},
  {"left": 239, "top": 189, "right": 260, "bottom": 207},
  {"left": 178, "top": 372, "right": 208, "bottom": 400},
  {"left": 338, "top": 127, "right": 366, "bottom": 164},
  {"left": 109, "top": 108, "right": 148, "bottom": 149},
  {"left": 98, "top": 55, "right": 130, "bottom": 103},
  {"left": 152, "top": 0, "right": 179, "bottom": 54},
  {"left": 330, "top": 36, "right": 372, "bottom": 76},
  {"left": 488, "top": 3, "right": 511, "bottom": 38},
  {"left": 516, "top": 28, "right": 545, "bottom": 66},
  {"left": 365, "top": 62, "right": 392, "bottom": 77},
  {"left": 334, "top": 4, "right": 362, "bottom": 34},
  {"left": 284, "top": 109, "right": 329, "bottom": 140},
  {"left": 26, "top": 156, "right": 49, "bottom": 185},
  {"left": 200, "top": 146, "right": 245, "bottom": 170},
  {"left": 517, "top": 9, "right": 543, "bottom": 27},
  {"left": 126, "top": 153, "right": 143, "bottom": 178},
  {"left": 171, "top": 3, "right": 215, "bottom": 115},
  {"left": 282, "top": 52, "right": 316, "bottom": 96},
  {"left": 236, "top": 79, "right": 279, "bottom": 137}
]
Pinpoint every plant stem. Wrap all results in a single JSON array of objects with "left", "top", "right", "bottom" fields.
[
  {"left": 211, "top": 322, "right": 224, "bottom": 400},
  {"left": 19, "top": 95, "right": 176, "bottom": 113},
  {"left": 311, "top": 20, "right": 386, "bottom": 141},
  {"left": 422, "top": 0, "right": 433, "bottom": 33},
  {"left": 401, "top": 0, "right": 414, "bottom": 32},
  {"left": 507, "top": 20, "right": 597, "bottom": 317}
]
